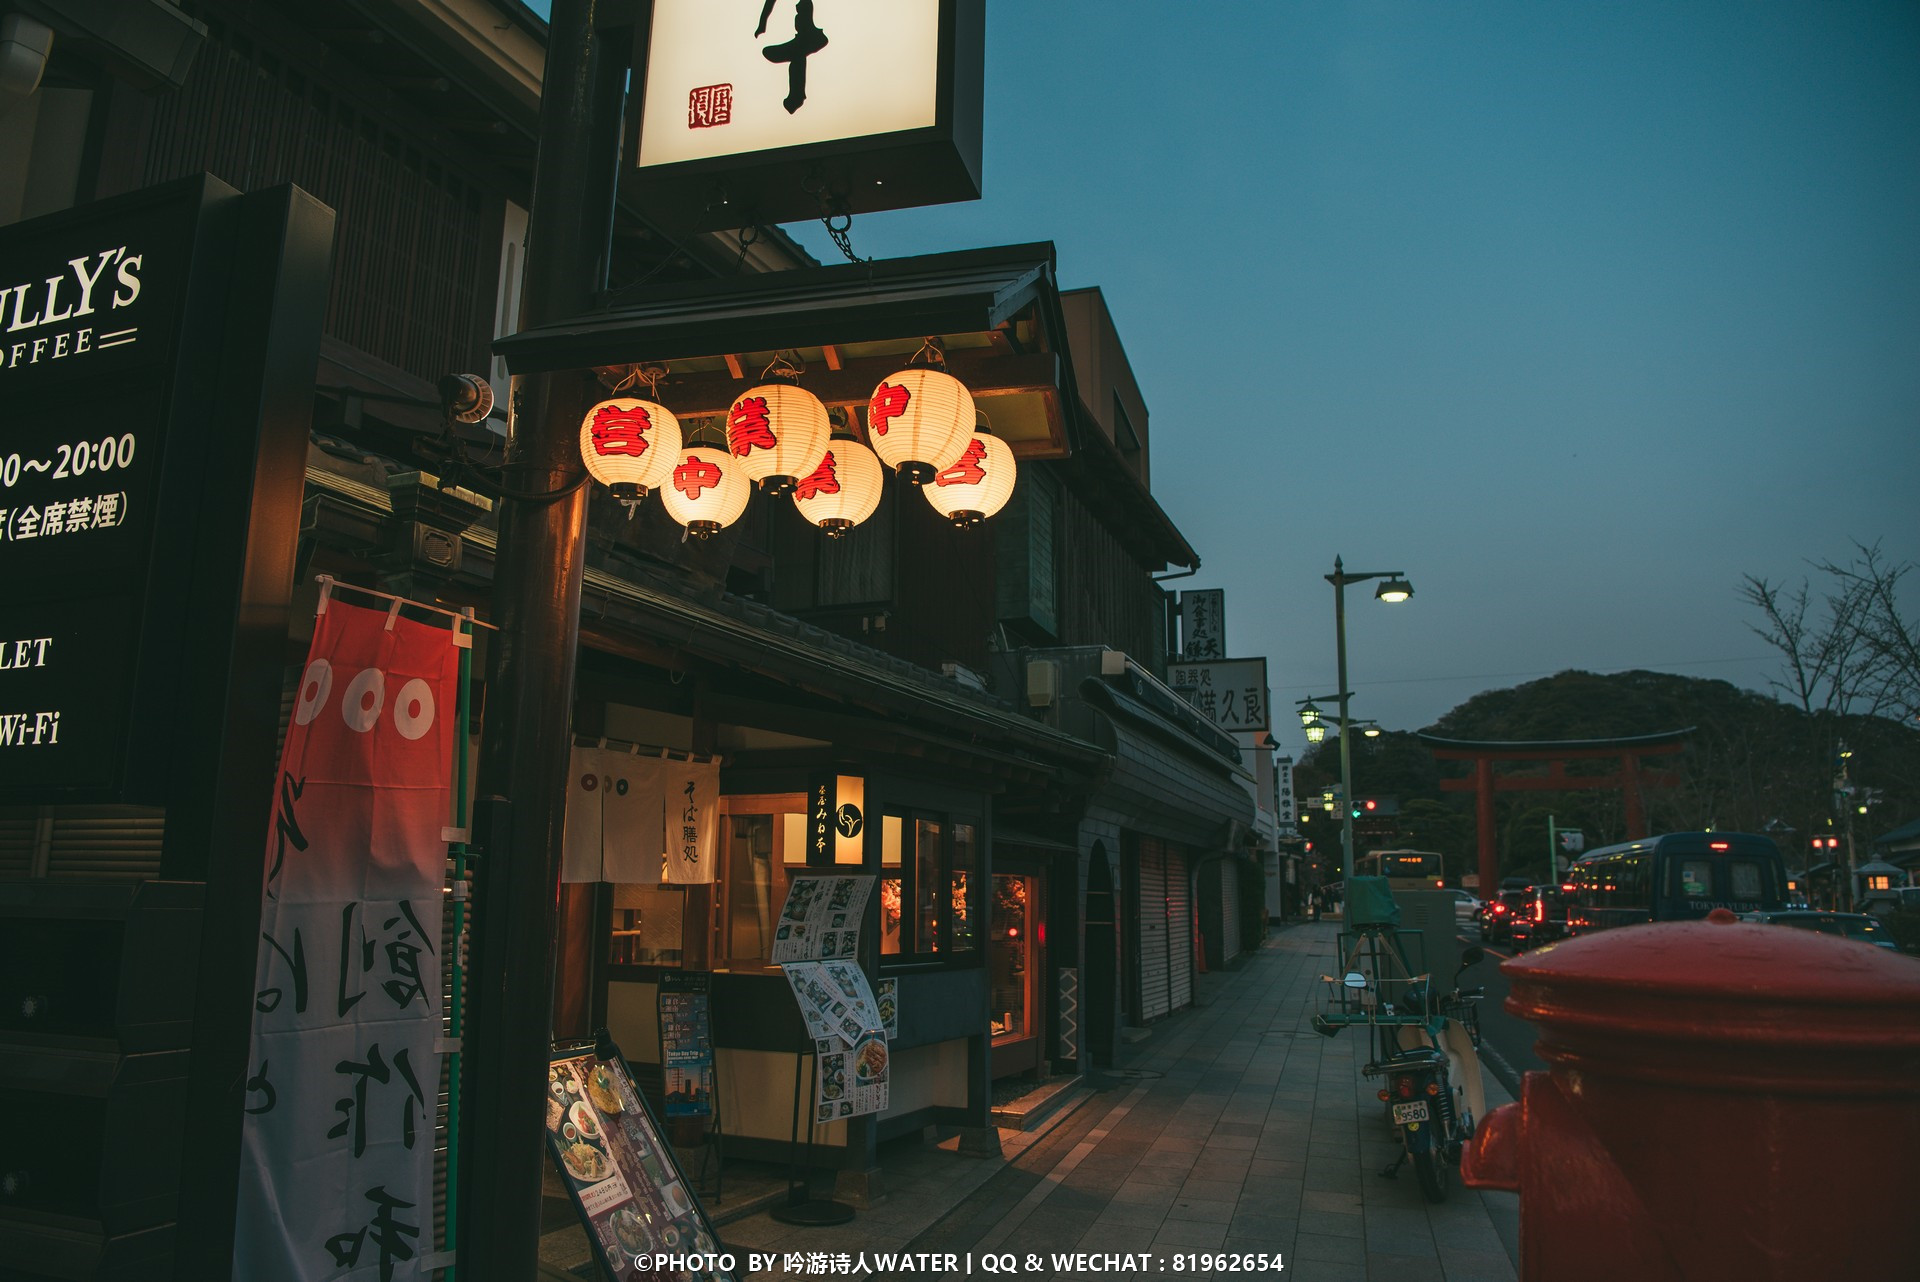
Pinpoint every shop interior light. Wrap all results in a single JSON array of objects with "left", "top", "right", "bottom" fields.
[
  {"left": 924, "top": 418, "right": 1017, "bottom": 528},
  {"left": 867, "top": 340, "right": 975, "bottom": 485},
  {"left": 792, "top": 415, "right": 885, "bottom": 537},
  {"left": 578, "top": 388, "right": 683, "bottom": 514},
  {"left": 728, "top": 355, "right": 831, "bottom": 495}
]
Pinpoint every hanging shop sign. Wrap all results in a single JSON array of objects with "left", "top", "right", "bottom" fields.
[
  {"left": 0, "top": 175, "right": 328, "bottom": 803},
  {"left": 807, "top": 772, "right": 866, "bottom": 866},
  {"left": 233, "top": 592, "right": 461, "bottom": 1281},
  {"left": 662, "top": 757, "right": 720, "bottom": 884},
  {"left": 1168, "top": 656, "right": 1271, "bottom": 733},
  {"left": 658, "top": 973, "right": 716, "bottom": 1119},
  {"left": 1180, "top": 589, "right": 1226, "bottom": 660},
  {"left": 631, "top": 0, "right": 984, "bottom": 230},
  {"left": 545, "top": 1039, "right": 734, "bottom": 1282}
]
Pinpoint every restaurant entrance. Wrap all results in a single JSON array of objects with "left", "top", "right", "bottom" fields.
[{"left": 989, "top": 861, "right": 1046, "bottom": 1077}]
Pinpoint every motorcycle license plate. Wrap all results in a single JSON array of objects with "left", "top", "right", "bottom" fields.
[{"left": 1392, "top": 1100, "right": 1430, "bottom": 1125}]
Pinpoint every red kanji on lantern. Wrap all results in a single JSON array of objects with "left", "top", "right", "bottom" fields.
[
  {"left": 869, "top": 382, "right": 911, "bottom": 436},
  {"left": 795, "top": 451, "right": 841, "bottom": 500},
  {"left": 728, "top": 396, "right": 778, "bottom": 456},
  {"left": 934, "top": 438, "right": 987, "bottom": 487},
  {"left": 589, "top": 403, "right": 656, "bottom": 457},
  {"left": 673, "top": 456, "right": 723, "bottom": 499}
]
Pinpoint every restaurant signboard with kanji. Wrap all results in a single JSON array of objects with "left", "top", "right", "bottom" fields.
[
  {"left": 631, "top": 0, "right": 984, "bottom": 230},
  {"left": 1169, "top": 657, "right": 1271, "bottom": 734}
]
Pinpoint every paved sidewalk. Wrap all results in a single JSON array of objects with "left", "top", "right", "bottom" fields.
[{"left": 721, "top": 923, "right": 1521, "bottom": 1281}]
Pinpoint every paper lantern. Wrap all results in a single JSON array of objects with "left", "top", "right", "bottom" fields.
[
  {"left": 791, "top": 435, "right": 884, "bottom": 537},
  {"left": 866, "top": 367, "right": 975, "bottom": 485},
  {"left": 727, "top": 382, "right": 831, "bottom": 494},
  {"left": 658, "top": 444, "right": 750, "bottom": 538},
  {"left": 925, "top": 429, "right": 1017, "bottom": 528},
  {"left": 579, "top": 397, "right": 682, "bottom": 507}
]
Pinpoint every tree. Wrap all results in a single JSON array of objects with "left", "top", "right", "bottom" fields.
[{"left": 1742, "top": 541, "right": 1919, "bottom": 721}]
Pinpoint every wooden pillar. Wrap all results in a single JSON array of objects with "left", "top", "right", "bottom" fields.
[{"left": 1475, "top": 755, "right": 1499, "bottom": 895}]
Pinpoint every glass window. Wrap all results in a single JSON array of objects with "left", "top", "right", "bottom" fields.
[
  {"left": 1730, "top": 861, "right": 1764, "bottom": 901},
  {"left": 1676, "top": 859, "right": 1712, "bottom": 899},
  {"left": 951, "top": 823, "right": 978, "bottom": 953},
  {"left": 989, "top": 873, "right": 1033, "bottom": 1041},
  {"left": 715, "top": 794, "right": 806, "bottom": 971},
  {"left": 609, "top": 885, "right": 685, "bottom": 966},
  {"left": 880, "top": 815, "right": 904, "bottom": 955},
  {"left": 915, "top": 819, "right": 943, "bottom": 953}
]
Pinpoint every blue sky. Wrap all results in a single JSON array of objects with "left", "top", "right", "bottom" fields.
[{"left": 540, "top": 2, "right": 1920, "bottom": 752}]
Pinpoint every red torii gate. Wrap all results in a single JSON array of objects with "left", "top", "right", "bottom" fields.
[{"left": 1418, "top": 729, "right": 1694, "bottom": 896}]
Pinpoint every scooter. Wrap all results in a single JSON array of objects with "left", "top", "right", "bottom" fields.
[{"left": 1357, "top": 947, "right": 1486, "bottom": 1202}]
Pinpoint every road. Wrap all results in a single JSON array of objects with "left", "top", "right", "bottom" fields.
[{"left": 1460, "top": 931, "right": 1548, "bottom": 1097}]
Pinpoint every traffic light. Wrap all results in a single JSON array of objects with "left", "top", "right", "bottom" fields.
[{"left": 1349, "top": 797, "right": 1380, "bottom": 819}]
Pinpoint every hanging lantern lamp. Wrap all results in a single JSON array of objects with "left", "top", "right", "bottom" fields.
[
  {"left": 727, "top": 354, "right": 831, "bottom": 495},
  {"left": 925, "top": 416, "right": 1017, "bottom": 528},
  {"left": 792, "top": 413, "right": 884, "bottom": 537},
  {"left": 578, "top": 376, "right": 683, "bottom": 514},
  {"left": 866, "top": 339, "right": 975, "bottom": 485},
  {"left": 658, "top": 421, "right": 750, "bottom": 538}
]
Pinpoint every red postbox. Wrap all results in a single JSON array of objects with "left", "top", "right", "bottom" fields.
[{"left": 1463, "top": 908, "right": 1920, "bottom": 1281}]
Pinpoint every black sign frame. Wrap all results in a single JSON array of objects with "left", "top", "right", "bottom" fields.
[{"left": 628, "top": 0, "right": 985, "bottom": 231}]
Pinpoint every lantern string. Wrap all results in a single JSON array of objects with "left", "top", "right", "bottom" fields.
[
  {"left": 760, "top": 351, "right": 805, "bottom": 382},
  {"left": 908, "top": 337, "right": 947, "bottom": 369}
]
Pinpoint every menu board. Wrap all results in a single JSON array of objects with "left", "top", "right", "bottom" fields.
[
  {"left": 545, "top": 1042, "right": 732, "bottom": 1282},
  {"left": 785, "top": 959, "right": 889, "bottom": 1122},
  {"left": 771, "top": 874, "right": 874, "bottom": 963},
  {"left": 658, "top": 974, "right": 715, "bottom": 1119},
  {"left": 877, "top": 977, "right": 899, "bottom": 1040}
]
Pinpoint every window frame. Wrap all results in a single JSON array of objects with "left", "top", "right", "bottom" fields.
[{"left": 877, "top": 806, "right": 981, "bottom": 970}]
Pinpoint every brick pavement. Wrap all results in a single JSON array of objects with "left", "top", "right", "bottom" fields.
[{"left": 722, "top": 922, "right": 1520, "bottom": 1282}]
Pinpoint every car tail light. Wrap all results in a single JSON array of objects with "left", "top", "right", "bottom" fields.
[
  {"left": 1426, "top": 1082, "right": 1441, "bottom": 1096},
  {"left": 1377, "top": 1089, "right": 1390, "bottom": 1101},
  {"left": 1533, "top": 901, "right": 1545, "bottom": 922},
  {"left": 1397, "top": 1077, "right": 1414, "bottom": 1098}
]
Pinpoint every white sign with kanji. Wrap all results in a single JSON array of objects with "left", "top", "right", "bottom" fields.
[
  {"left": 1180, "top": 589, "right": 1226, "bottom": 660},
  {"left": 1168, "top": 657, "right": 1270, "bottom": 733}
]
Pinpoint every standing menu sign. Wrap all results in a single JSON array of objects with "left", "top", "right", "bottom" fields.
[
  {"left": 771, "top": 876, "right": 890, "bottom": 1123},
  {"left": 546, "top": 1040, "right": 733, "bottom": 1282},
  {"left": 234, "top": 593, "right": 461, "bottom": 1279}
]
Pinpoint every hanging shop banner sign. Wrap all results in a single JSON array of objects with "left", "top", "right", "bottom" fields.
[
  {"left": 658, "top": 973, "right": 716, "bottom": 1119},
  {"left": 546, "top": 1040, "right": 734, "bottom": 1282},
  {"left": 234, "top": 595, "right": 460, "bottom": 1281},
  {"left": 1168, "top": 656, "right": 1271, "bottom": 733},
  {"left": 1179, "top": 589, "right": 1226, "bottom": 660},
  {"left": 771, "top": 873, "right": 873, "bottom": 963},
  {"left": 563, "top": 746, "right": 668, "bottom": 884},
  {"left": 631, "top": 0, "right": 984, "bottom": 230},
  {"left": 662, "top": 758, "right": 720, "bottom": 884},
  {"left": 807, "top": 773, "right": 866, "bottom": 865},
  {"left": 783, "top": 959, "right": 889, "bottom": 1122}
]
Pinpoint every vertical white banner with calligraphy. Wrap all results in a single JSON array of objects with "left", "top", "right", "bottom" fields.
[
  {"left": 235, "top": 596, "right": 458, "bottom": 1280},
  {"left": 660, "top": 759, "right": 718, "bottom": 884}
]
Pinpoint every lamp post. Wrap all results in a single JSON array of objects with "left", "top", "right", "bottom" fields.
[{"left": 1323, "top": 556, "right": 1413, "bottom": 919}]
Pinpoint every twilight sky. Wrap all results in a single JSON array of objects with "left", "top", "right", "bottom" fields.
[{"left": 771, "top": 0, "right": 1920, "bottom": 755}]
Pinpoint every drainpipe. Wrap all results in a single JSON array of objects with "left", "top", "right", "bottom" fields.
[{"left": 0, "top": 14, "right": 53, "bottom": 119}]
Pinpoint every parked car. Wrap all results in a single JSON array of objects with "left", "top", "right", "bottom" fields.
[
  {"left": 1449, "top": 889, "right": 1483, "bottom": 927},
  {"left": 1742, "top": 910, "right": 1899, "bottom": 951},
  {"left": 1508, "top": 885, "right": 1569, "bottom": 951}
]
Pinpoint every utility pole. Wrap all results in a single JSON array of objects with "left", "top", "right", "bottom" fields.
[{"left": 459, "top": 0, "right": 626, "bottom": 1274}]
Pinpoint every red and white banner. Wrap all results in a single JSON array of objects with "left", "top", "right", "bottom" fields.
[{"left": 235, "top": 596, "right": 460, "bottom": 1280}]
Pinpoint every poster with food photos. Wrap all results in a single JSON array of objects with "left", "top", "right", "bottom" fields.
[
  {"left": 771, "top": 874, "right": 873, "bottom": 963},
  {"left": 876, "top": 977, "right": 898, "bottom": 1040},
  {"left": 544, "top": 1042, "right": 732, "bottom": 1282},
  {"left": 783, "top": 960, "right": 889, "bottom": 1121}
]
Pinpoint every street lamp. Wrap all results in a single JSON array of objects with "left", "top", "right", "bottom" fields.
[{"left": 1324, "top": 556, "right": 1414, "bottom": 919}]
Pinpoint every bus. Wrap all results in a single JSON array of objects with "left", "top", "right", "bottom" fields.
[
  {"left": 1565, "top": 832, "right": 1787, "bottom": 934},
  {"left": 1357, "top": 849, "right": 1445, "bottom": 891}
]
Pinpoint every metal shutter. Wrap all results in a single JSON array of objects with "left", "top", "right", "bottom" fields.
[
  {"left": 1166, "top": 848, "right": 1192, "bottom": 1015},
  {"left": 1219, "top": 859, "right": 1242, "bottom": 962},
  {"left": 45, "top": 808, "right": 165, "bottom": 880},
  {"left": 1136, "top": 839, "right": 1169, "bottom": 1023},
  {"left": 0, "top": 814, "right": 36, "bottom": 879}
]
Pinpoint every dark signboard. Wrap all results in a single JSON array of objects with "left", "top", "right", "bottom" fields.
[
  {"left": 630, "top": 0, "right": 983, "bottom": 231},
  {"left": 546, "top": 1038, "right": 734, "bottom": 1281},
  {"left": 657, "top": 973, "right": 715, "bottom": 1118},
  {"left": 0, "top": 176, "right": 241, "bottom": 802}
]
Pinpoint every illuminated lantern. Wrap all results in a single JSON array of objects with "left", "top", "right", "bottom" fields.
[
  {"left": 791, "top": 429, "right": 884, "bottom": 537},
  {"left": 924, "top": 427, "right": 1016, "bottom": 528},
  {"left": 658, "top": 444, "right": 749, "bottom": 538},
  {"left": 578, "top": 397, "right": 682, "bottom": 511},
  {"left": 727, "top": 381, "right": 830, "bottom": 494},
  {"left": 866, "top": 367, "right": 974, "bottom": 484}
]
